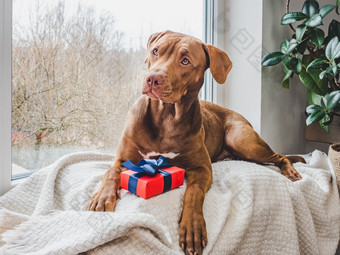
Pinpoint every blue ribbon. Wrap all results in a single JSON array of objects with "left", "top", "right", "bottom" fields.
[{"left": 122, "top": 156, "right": 172, "bottom": 195}]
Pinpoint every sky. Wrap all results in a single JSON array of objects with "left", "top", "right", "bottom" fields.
[{"left": 13, "top": 0, "right": 203, "bottom": 50}]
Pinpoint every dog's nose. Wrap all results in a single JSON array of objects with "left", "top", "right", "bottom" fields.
[{"left": 146, "top": 72, "right": 165, "bottom": 87}]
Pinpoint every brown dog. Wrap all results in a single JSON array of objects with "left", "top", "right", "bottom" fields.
[{"left": 89, "top": 31, "right": 304, "bottom": 255}]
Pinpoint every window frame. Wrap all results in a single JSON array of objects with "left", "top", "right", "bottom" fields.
[
  {"left": 202, "top": 0, "right": 225, "bottom": 103},
  {"left": 0, "top": 0, "right": 223, "bottom": 195},
  {"left": 0, "top": 0, "right": 12, "bottom": 195}
]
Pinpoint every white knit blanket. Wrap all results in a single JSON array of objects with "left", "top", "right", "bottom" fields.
[{"left": 0, "top": 150, "right": 339, "bottom": 255}]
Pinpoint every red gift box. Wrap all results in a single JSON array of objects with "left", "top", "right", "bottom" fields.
[{"left": 121, "top": 166, "right": 185, "bottom": 199}]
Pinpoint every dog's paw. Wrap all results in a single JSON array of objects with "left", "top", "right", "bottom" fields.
[
  {"left": 88, "top": 180, "right": 120, "bottom": 212},
  {"left": 281, "top": 166, "right": 302, "bottom": 182},
  {"left": 287, "top": 155, "right": 306, "bottom": 164},
  {"left": 179, "top": 211, "right": 207, "bottom": 255}
]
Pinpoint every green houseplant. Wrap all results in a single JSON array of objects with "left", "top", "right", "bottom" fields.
[{"left": 262, "top": 0, "right": 340, "bottom": 132}]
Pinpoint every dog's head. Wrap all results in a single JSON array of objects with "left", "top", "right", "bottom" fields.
[{"left": 143, "top": 30, "right": 232, "bottom": 103}]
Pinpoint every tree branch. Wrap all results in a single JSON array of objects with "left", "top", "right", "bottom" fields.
[
  {"left": 330, "top": 77, "right": 340, "bottom": 90},
  {"left": 286, "top": 0, "right": 296, "bottom": 33},
  {"left": 334, "top": 76, "right": 340, "bottom": 89}
]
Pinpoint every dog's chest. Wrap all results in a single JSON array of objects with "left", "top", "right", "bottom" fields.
[{"left": 138, "top": 150, "right": 180, "bottom": 159}]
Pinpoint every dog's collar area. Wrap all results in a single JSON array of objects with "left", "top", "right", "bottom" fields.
[{"left": 138, "top": 150, "right": 180, "bottom": 160}]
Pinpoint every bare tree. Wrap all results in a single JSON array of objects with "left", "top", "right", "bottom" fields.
[{"left": 12, "top": 0, "right": 146, "bottom": 168}]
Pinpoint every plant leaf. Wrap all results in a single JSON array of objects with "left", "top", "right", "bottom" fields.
[
  {"left": 327, "top": 90, "right": 340, "bottom": 110},
  {"left": 299, "top": 67, "right": 323, "bottom": 95},
  {"left": 321, "top": 115, "right": 330, "bottom": 123},
  {"left": 319, "top": 4, "right": 336, "bottom": 17},
  {"left": 306, "top": 109, "right": 325, "bottom": 125},
  {"left": 307, "top": 68, "right": 328, "bottom": 94},
  {"left": 280, "top": 39, "right": 298, "bottom": 55},
  {"left": 302, "top": 0, "right": 320, "bottom": 17},
  {"left": 317, "top": 77, "right": 329, "bottom": 95},
  {"left": 333, "top": 40, "right": 340, "bottom": 59},
  {"left": 293, "top": 58, "right": 303, "bottom": 74},
  {"left": 310, "top": 28, "right": 325, "bottom": 46},
  {"left": 326, "top": 66, "right": 335, "bottom": 78},
  {"left": 321, "top": 114, "right": 333, "bottom": 125},
  {"left": 283, "top": 57, "right": 298, "bottom": 70},
  {"left": 280, "top": 40, "right": 289, "bottom": 54},
  {"left": 306, "top": 58, "right": 327, "bottom": 71},
  {"left": 320, "top": 96, "right": 327, "bottom": 108},
  {"left": 328, "top": 20, "right": 340, "bottom": 40},
  {"left": 282, "top": 69, "right": 293, "bottom": 88},
  {"left": 306, "top": 14, "right": 323, "bottom": 27},
  {"left": 319, "top": 70, "right": 327, "bottom": 79},
  {"left": 307, "top": 90, "right": 322, "bottom": 105},
  {"left": 261, "top": 52, "right": 285, "bottom": 66},
  {"left": 297, "top": 39, "right": 309, "bottom": 54},
  {"left": 306, "top": 104, "right": 323, "bottom": 114},
  {"left": 296, "top": 25, "right": 307, "bottom": 42},
  {"left": 302, "top": 54, "right": 313, "bottom": 66},
  {"left": 319, "top": 121, "right": 329, "bottom": 132},
  {"left": 337, "top": 0, "right": 340, "bottom": 7},
  {"left": 308, "top": 68, "right": 322, "bottom": 83},
  {"left": 281, "top": 12, "right": 308, "bottom": 25},
  {"left": 325, "top": 36, "right": 340, "bottom": 60},
  {"left": 282, "top": 78, "right": 290, "bottom": 89}
]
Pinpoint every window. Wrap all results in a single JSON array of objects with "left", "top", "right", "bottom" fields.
[
  {"left": 10, "top": 0, "right": 204, "bottom": 180},
  {"left": 1, "top": 0, "right": 222, "bottom": 193}
]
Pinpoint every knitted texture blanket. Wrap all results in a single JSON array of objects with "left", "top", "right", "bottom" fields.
[{"left": 0, "top": 150, "right": 339, "bottom": 255}]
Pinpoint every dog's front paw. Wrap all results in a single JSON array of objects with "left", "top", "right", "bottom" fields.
[
  {"left": 88, "top": 180, "right": 120, "bottom": 212},
  {"left": 179, "top": 211, "right": 207, "bottom": 255},
  {"left": 281, "top": 165, "right": 302, "bottom": 182}
]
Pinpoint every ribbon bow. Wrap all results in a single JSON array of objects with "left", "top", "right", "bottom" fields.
[
  {"left": 122, "top": 156, "right": 171, "bottom": 176},
  {"left": 122, "top": 156, "right": 173, "bottom": 195}
]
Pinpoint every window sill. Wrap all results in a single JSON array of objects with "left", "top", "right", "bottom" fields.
[{"left": 11, "top": 177, "right": 27, "bottom": 189}]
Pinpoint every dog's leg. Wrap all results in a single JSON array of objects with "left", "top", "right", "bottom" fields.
[
  {"left": 178, "top": 151, "right": 212, "bottom": 255},
  {"left": 89, "top": 133, "right": 143, "bottom": 211},
  {"left": 287, "top": 155, "right": 306, "bottom": 164},
  {"left": 226, "top": 123, "right": 304, "bottom": 181},
  {"left": 88, "top": 159, "right": 124, "bottom": 211}
]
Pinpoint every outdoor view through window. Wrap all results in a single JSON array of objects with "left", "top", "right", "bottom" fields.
[{"left": 12, "top": 0, "right": 203, "bottom": 179}]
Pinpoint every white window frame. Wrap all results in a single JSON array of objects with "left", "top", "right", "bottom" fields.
[
  {"left": 202, "top": 0, "right": 225, "bottom": 103},
  {"left": 0, "top": 0, "right": 12, "bottom": 195},
  {"left": 0, "top": 0, "right": 223, "bottom": 195}
]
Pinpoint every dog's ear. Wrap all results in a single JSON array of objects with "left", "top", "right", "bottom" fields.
[
  {"left": 203, "top": 44, "right": 232, "bottom": 84},
  {"left": 145, "top": 32, "right": 162, "bottom": 65},
  {"left": 146, "top": 32, "right": 162, "bottom": 49}
]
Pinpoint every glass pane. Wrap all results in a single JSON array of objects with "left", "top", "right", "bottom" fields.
[{"left": 12, "top": 0, "right": 203, "bottom": 179}]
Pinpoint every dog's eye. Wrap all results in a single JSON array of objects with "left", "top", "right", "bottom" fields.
[
  {"left": 152, "top": 48, "right": 158, "bottom": 56},
  {"left": 181, "top": 58, "right": 190, "bottom": 65}
]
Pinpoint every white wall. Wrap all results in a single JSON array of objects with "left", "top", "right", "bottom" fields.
[
  {"left": 220, "top": 0, "right": 307, "bottom": 154},
  {"left": 215, "top": 0, "right": 263, "bottom": 134}
]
